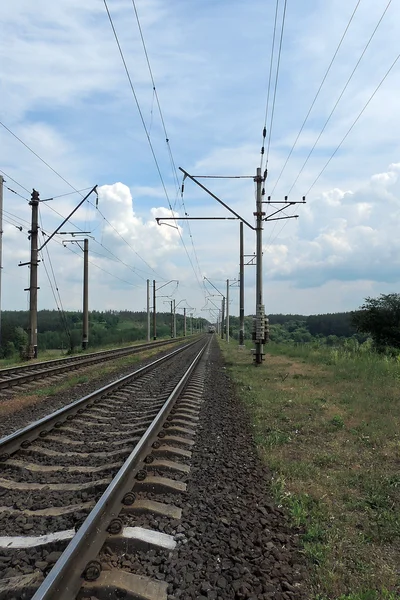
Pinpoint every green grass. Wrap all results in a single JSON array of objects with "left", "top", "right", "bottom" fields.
[{"left": 218, "top": 339, "right": 400, "bottom": 599}]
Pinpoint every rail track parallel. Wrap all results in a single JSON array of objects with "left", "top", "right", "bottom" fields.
[
  {"left": 0, "top": 338, "right": 187, "bottom": 393},
  {"left": 0, "top": 336, "right": 211, "bottom": 600}
]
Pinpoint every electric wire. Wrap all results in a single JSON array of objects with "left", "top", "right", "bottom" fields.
[
  {"left": 269, "top": 0, "right": 363, "bottom": 195},
  {"left": 287, "top": 0, "right": 392, "bottom": 195},
  {"left": 265, "top": 0, "right": 288, "bottom": 167},
  {"left": 131, "top": 0, "right": 205, "bottom": 294},
  {"left": 40, "top": 196, "right": 158, "bottom": 281},
  {"left": 86, "top": 199, "right": 163, "bottom": 279},
  {"left": 39, "top": 206, "right": 72, "bottom": 343},
  {"left": 63, "top": 244, "right": 141, "bottom": 288},
  {"left": 0, "top": 121, "right": 82, "bottom": 193},
  {"left": 266, "top": 51, "right": 400, "bottom": 251},
  {"left": 0, "top": 169, "right": 30, "bottom": 193},
  {"left": 4, "top": 185, "right": 29, "bottom": 201},
  {"left": 1, "top": 133, "right": 162, "bottom": 282},
  {"left": 260, "top": 0, "right": 280, "bottom": 172},
  {"left": 103, "top": 0, "right": 206, "bottom": 296},
  {"left": 306, "top": 51, "right": 400, "bottom": 195}
]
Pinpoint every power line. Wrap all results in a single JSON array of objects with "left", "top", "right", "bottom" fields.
[
  {"left": 260, "top": 0, "right": 280, "bottom": 172},
  {"left": 40, "top": 193, "right": 159, "bottom": 281},
  {"left": 266, "top": 51, "right": 400, "bottom": 251},
  {"left": 63, "top": 244, "right": 141, "bottom": 288},
  {"left": 0, "top": 121, "right": 82, "bottom": 193},
  {"left": 86, "top": 199, "right": 163, "bottom": 279},
  {"left": 104, "top": 0, "right": 206, "bottom": 297},
  {"left": 265, "top": 0, "right": 288, "bottom": 167},
  {"left": 4, "top": 185, "right": 29, "bottom": 201},
  {"left": 0, "top": 169, "right": 30, "bottom": 193},
  {"left": 269, "top": 0, "right": 363, "bottom": 195},
  {"left": 287, "top": 0, "right": 392, "bottom": 195},
  {"left": 306, "top": 51, "right": 400, "bottom": 195},
  {"left": 131, "top": 0, "right": 207, "bottom": 295}
]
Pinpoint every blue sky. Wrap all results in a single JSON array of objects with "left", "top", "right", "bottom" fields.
[{"left": 1, "top": 0, "right": 400, "bottom": 320}]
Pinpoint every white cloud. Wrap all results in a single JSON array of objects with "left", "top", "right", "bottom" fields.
[{"left": 2, "top": 0, "right": 400, "bottom": 317}]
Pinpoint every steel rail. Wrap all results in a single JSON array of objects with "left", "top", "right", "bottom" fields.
[
  {"left": 0, "top": 337, "right": 188, "bottom": 389},
  {"left": 31, "top": 336, "right": 210, "bottom": 600},
  {"left": 0, "top": 337, "right": 202, "bottom": 459}
]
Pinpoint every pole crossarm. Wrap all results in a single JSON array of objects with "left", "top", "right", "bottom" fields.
[
  {"left": 265, "top": 215, "right": 299, "bottom": 222},
  {"left": 38, "top": 185, "right": 97, "bottom": 251},
  {"left": 156, "top": 217, "right": 239, "bottom": 223},
  {"left": 262, "top": 199, "right": 304, "bottom": 222},
  {"left": 179, "top": 168, "right": 255, "bottom": 230}
]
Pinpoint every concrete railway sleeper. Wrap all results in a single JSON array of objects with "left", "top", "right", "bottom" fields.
[
  {"left": 0, "top": 337, "right": 188, "bottom": 391},
  {"left": 0, "top": 336, "right": 209, "bottom": 599}
]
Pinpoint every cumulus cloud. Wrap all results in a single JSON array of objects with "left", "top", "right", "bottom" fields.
[{"left": 265, "top": 162, "right": 400, "bottom": 288}]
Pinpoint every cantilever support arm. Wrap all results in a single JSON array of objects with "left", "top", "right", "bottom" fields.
[
  {"left": 179, "top": 168, "right": 255, "bottom": 230},
  {"left": 39, "top": 185, "right": 98, "bottom": 251},
  {"left": 265, "top": 215, "right": 299, "bottom": 222}
]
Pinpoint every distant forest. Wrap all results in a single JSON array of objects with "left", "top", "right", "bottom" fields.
[
  {"left": 228, "top": 312, "right": 365, "bottom": 345},
  {"left": 0, "top": 309, "right": 364, "bottom": 359},
  {"left": 0, "top": 310, "right": 206, "bottom": 358}
]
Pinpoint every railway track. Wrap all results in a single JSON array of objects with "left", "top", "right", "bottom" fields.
[
  {"left": 0, "top": 335, "right": 209, "bottom": 600},
  {"left": 0, "top": 337, "right": 187, "bottom": 392}
]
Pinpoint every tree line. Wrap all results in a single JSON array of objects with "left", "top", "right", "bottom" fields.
[
  {"left": 0, "top": 310, "right": 205, "bottom": 358},
  {"left": 2, "top": 293, "right": 399, "bottom": 359}
]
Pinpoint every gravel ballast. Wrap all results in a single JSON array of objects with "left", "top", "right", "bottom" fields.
[
  {"left": 0, "top": 340, "right": 191, "bottom": 439},
  {"left": 112, "top": 338, "right": 309, "bottom": 599}
]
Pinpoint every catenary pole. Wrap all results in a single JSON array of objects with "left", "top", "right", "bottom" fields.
[
  {"left": 82, "top": 238, "right": 89, "bottom": 350},
  {"left": 255, "top": 167, "right": 264, "bottom": 364},
  {"left": 220, "top": 296, "right": 225, "bottom": 340},
  {"left": 226, "top": 278, "right": 230, "bottom": 343},
  {"left": 146, "top": 279, "right": 150, "bottom": 342},
  {"left": 170, "top": 300, "right": 173, "bottom": 338},
  {"left": 239, "top": 221, "right": 245, "bottom": 347},
  {"left": 28, "top": 190, "right": 39, "bottom": 359},
  {"left": 0, "top": 176, "right": 3, "bottom": 351},
  {"left": 153, "top": 280, "right": 156, "bottom": 340},
  {"left": 173, "top": 299, "right": 176, "bottom": 338},
  {"left": 183, "top": 307, "right": 187, "bottom": 336}
]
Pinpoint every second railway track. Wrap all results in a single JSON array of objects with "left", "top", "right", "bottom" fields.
[
  {"left": 0, "top": 336, "right": 209, "bottom": 599},
  {"left": 0, "top": 337, "right": 188, "bottom": 392}
]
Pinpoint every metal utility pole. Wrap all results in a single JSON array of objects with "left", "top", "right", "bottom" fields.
[
  {"left": 152, "top": 279, "right": 178, "bottom": 340},
  {"left": 146, "top": 279, "right": 150, "bottom": 342},
  {"left": 170, "top": 300, "right": 174, "bottom": 338},
  {"left": 82, "top": 238, "right": 89, "bottom": 350},
  {"left": 226, "top": 278, "right": 230, "bottom": 343},
  {"left": 239, "top": 220, "right": 245, "bottom": 347},
  {"left": 28, "top": 189, "right": 40, "bottom": 358},
  {"left": 173, "top": 299, "right": 176, "bottom": 338},
  {"left": 254, "top": 167, "right": 264, "bottom": 364},
  {"left": 183, "top": 307, "right": 187, "bottom": 336},
  {"left": 153, "top": 280, "right": 156, "bottom": 340},
  {"left": 190, "top": 312, "right": 193, "bottom": 335},
  {"left": 221, "top": 296, "right": 225, "bottom": 340},
  {"left": 161, "top": 168, "right": 304, "bottom": 364},
  {"left": 62, "top": 237, "right": 91, "bottom": 350},
  {"left": 0, "top": 176, "right": 3, "bottom": 351}
]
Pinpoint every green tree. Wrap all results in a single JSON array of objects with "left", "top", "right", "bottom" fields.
[{"left": 351, "top": 294, "right": 400, "bottom": 351}]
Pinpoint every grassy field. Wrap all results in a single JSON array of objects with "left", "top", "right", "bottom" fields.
[{"left": 218, "top": 339, "right": 400, "bottom": 600}]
